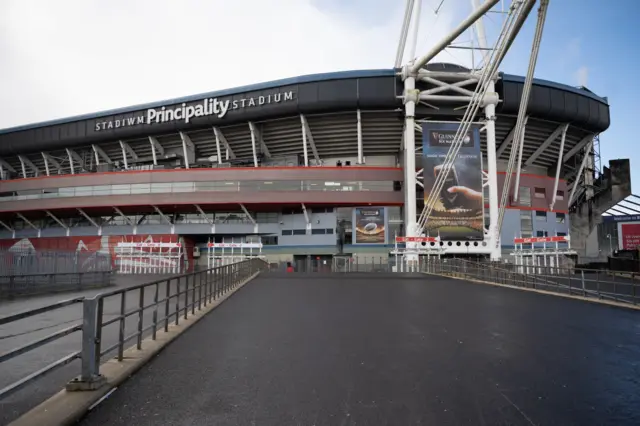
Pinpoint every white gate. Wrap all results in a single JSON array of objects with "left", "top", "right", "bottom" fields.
[
  {"left": 115, "top": 241, "right": 184, "bottom": 274},
  {"left": 511, "top": 235, "right": 575, "bottom": 274},
  {"left": 206, "top": 239, "right": 264, "bottom": 271}
]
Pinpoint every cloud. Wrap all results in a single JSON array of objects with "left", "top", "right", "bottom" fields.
[
  {"left": 575, "top": 66, "right": 589, "bottom": 87},
  {"left": 0, "top": 0, "right": 480, "bottom": 129}
]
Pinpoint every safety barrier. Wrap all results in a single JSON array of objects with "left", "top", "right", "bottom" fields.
[
  {"left": 0, "top": 249, "right": 112, "bottom": 275},
  {"left": 424, "top": 258, "right": 639, "bottom": 305},
  {"left": 0, "top": 270, "right": 113, "bottom": 298},
  {"left": 67, "top": 258, "right": 268, "bottom": 390},
  {"left": 0, "top": 258, "right": 268, "bottom": 402}
]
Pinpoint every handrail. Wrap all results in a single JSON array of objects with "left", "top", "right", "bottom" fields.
[
  {"left": 69, "top": 258, "right": 268, "bottom": 390},
  {"left": 424, "top": 258, "right": 639, "bottom": 305},
  {"left": 0, "top": 297, "right": 85, "bottom": 400},
  {"left": 0, "top": 258, "right": 268, "bottom": 403}
]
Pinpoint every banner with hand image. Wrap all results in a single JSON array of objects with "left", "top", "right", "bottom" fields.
[
  {"left": 422, "top": 122, "right": 484, "bottom": 241},
  {"left": 353, "top": 207, "right": 387, "bottom": 244}
]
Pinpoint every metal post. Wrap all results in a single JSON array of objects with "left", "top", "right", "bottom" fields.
[
  {"left": 137, "top": 288, "right": 144, "bottom": 349},
  {"left": 70, "top": 298, "right": 106, "bottom": 390},
  {"left": 152, "top": 283, "right": 159, "bottom": 340},
  {"left": 165, "top": 278, "right": 171, "bottom": 332},
  {"left": 118, "top": 293, "right": 126, "bottom": 361}
]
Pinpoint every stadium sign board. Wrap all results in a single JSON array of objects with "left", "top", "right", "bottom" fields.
[{"left": 95, "top": 90, "right": 295, "bottom": 132}]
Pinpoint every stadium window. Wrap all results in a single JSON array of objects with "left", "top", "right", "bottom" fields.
[
  {"left": 534, "top": 187, "right": 546, "bottom": 199},
  {"left": 519, "top": 187, "right": 531, "bottom": 206},
  {"left": 262, "top": 236, "right": 278, "bottom": 245},
  {"left": 556, "top": 190, "right": 564, "bottom": 200},
  {"left": 281, "top": 229, "right": 293, "bottom": 236},
  {"left": 536, "top": 210, "right": 547, "bottom": 221},
  {"left": 520, "top": 210, "right": 533, "bottom": 237},
  {"left": 311, "top": 228, "right": 326, "bottom": 235},
  {"left": 556, "top": 212, "right": 566, "bottom": 223},
  {"left": 536, "top": 230, "right": 548, "bottom": 237},
  {"left": 557, "top": 232, "right": 567, "bottom": 237},
  {"left": 292, "top": 229, "right": 306, "bottom": 235},
  {"left": 325, "top": 228, "right": 334, "bottom": 234}
]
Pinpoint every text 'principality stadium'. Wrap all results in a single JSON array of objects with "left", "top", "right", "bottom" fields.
[{"left": 0, "top": 1, "right": 630, "bottom": 274}]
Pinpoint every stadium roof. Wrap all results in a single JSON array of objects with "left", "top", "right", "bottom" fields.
[
  {"left": 0, "top": 68, "right": 608, "bottom": 135},
  {"left": 602, "top": 194, "right": 640, "bottom": 217}
]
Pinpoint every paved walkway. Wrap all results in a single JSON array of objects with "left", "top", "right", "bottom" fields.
[{"left": 78, "top": 273, "right": 640, "bottom": 426}]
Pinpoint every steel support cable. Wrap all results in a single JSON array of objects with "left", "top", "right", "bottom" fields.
[
  {"left": 416, "top": 6, "right": 522, "bottom": 233},
  {"left": 416, "top": 1, "right": 529, "bottom": 234},
  {"left": 417, "top": 0, "right": 533, "bottom": 234},
  {"left": 395, "top": 0, "right": 416, "bottom": 68},
  {"left": 496, "top": 0, "right": 549, "bottom": 240}
]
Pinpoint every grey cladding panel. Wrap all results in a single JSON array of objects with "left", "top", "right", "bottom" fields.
[
  {"left": 497, "top": 79, "right": 609, "bottom": 132},
  {"left": 0, "top": 76, "right": 400, "bottom": 155},
  {"left": 357, "top": 77, "right": 401, "bottom": 109}
]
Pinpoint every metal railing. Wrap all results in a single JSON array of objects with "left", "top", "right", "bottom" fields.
[
  {"left": 424, "top": 258, "right": 639, "bottom": 305},
  {"left": 269, "top": 256, "right": 396, "bottom": 273},
  {"left": 69, "top": 258, "right": 267, "bottom": 389},
  {"left": 0, "top": 258, "right": 267, "bottom": 401},
  {"left": 0, "top": 249, "right": 112, "bottom": 275},
  {"left": 0, "top": 270, "right": 113, "bottom": 298}
]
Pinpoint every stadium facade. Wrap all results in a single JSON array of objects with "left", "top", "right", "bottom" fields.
[{"left": 0, "top": 66, "right": 629, "bottom": 272}]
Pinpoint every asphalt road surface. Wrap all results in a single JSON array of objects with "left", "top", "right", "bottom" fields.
[
  {"left": 0, "top": 273, "right": 197, "bottom": 426},
  {"left": 79, "top": 273, "right": 640, "bottom": 426}
]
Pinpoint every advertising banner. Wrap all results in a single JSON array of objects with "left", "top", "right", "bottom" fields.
[
  {"left": 422, "top": 122, "right": 484, "bottom": 241},
  {"left": 353, "top": 207, "right": 387, "bottom": 244},
  {"left": 618, "top": 222, "right": 640, "bottom": 250}
]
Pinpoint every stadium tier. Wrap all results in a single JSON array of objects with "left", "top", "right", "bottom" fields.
[{"left": 0, "top": 65, "right": 628, "bottom": 270}]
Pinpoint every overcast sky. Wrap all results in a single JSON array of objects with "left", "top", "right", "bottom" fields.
[
  {"left": 0, "top": 0, "right": 477, "bottom": 129},
  {"left": 1, "top": 0, "right": 636, "bottom": 191}
]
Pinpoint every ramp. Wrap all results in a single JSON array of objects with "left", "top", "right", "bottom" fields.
[{"left": 78, "top": 273, "right": 640, "bottom": 426}]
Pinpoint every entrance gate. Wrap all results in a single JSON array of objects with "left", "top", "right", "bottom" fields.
[
  {"left": 511, "top": 235, "right": 575, "bottom": 273},
  {"left": 115, "top": 241, "right": 184, "bottom": 274},
  {"left": 392, "top": 236, "right": 445, "bottom": 272},
  {"left": 206, "top": 240, "right": 264, "bottom": 269}
]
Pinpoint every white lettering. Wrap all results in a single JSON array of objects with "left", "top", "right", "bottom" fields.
[
  {"left": 218, "top": 100, "right": 230, "bottom": 118},
  {"left": 147, "top": 109, "right": 157, "bottom": 124},
  {"left": 185, "top": 106, "right": 196, "bottom": 123},
  {"left": 95, "top": 91, "right": 295, "bottom": 131}
]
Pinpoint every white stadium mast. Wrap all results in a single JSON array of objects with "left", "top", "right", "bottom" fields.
[{"left": 396, "top": 0, "right": 549, "bottom": 269}]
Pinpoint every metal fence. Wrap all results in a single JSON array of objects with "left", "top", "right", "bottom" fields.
[
  {"left": 0, "top": 270, "right": 113, "bottom": 298},
  {"left": 269, "top": 256, "right": 396, "bottom": 273},
  {"left": 0, "top": 258, "right": 268, "bottom": 402},
  {"left": 0, "top": 249, "right": 112, "bottom": 276},
  {"left": 424, "top": 258, "right": 639, "bottom": 305}
]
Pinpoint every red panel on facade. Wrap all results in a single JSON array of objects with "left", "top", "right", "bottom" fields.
[
  {"left": 620, "top": 223, "right": 640, "bottom": 250},
  {"left": 0, "top": 235, "right": 195, "bottom": 272}
]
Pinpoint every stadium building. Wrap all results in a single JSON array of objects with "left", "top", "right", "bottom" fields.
[{"left": 0, "top": 65, "right": 629, "bottom": 272}]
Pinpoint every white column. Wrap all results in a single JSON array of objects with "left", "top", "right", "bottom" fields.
[
  {"left": 472, "top": 0, "right": 500, "bottom": 260},
  {"left": 356, "top": 109, "right": 364, "bottom": 164},
  {"left": 300, "top": 114, "right": 309, "bottom": 167},
  {"left": 403, "top": 76, "right": 418, "bottom": 266}
]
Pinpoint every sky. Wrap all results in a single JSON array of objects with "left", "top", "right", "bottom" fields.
[{"left": 0, "top": 0, "right": 638, "bottom": 189}]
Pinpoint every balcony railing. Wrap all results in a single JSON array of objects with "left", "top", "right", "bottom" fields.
[{"left": 0, "top": 180, "right": 398, "bottom": 202}]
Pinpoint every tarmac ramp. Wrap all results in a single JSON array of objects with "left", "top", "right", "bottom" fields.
[{"left": 77, "top": 273, "right": 640, "bottom": 426}]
